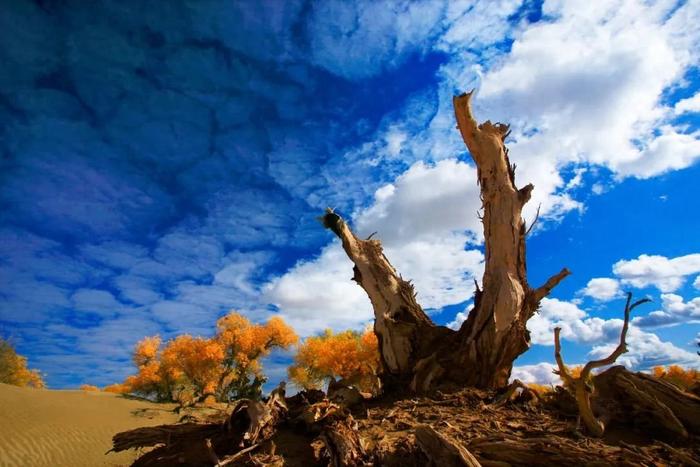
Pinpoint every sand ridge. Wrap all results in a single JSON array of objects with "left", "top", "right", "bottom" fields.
[{"left": 0, "top": 383, "right": 179, "bottom": 467}]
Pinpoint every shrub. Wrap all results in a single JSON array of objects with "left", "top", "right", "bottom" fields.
[{"left": 0, "top": 338, "right": 45, "bottom": 388}]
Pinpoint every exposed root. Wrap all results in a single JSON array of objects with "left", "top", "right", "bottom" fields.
[{"left": 111, "top": 381, "right": 700, "bottom": 466}]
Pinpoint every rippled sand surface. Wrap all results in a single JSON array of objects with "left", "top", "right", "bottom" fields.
[{"left": 0, "top": 383, "right": 178, "bottom": 466}]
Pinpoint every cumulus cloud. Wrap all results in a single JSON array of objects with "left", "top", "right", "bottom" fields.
[
  {"left": 527, "top": 296, "right": 697, "bottom": 371},
  {"left": 589, "top": 324, "right": 699, "bottom": 370},
  {"left": 263, "top": 242, "right": 373, "bottom": 336},
  {"left": 675, "top": 92, "right": 700, "bottom": 115},
  {"left": 528, "top": 298, "right": 605, "bottom": 345},
  {"left": 580, "top": 278, "right": 622, "bottom": 301},
  {"left": 612, "top": 253, "right": 700, "bottom": 292},
  {"left": 354, "top": 159, "right": 482, "bottom": 244},
  {"left": 476, "top": 0, "right": 700, "bottom": 180},
  {"left": 511, "top": 362, "right": 563, "bottom": 386},
  {"left": 446, "top": 302, "right": 473, "bottom": 331},
  {"left": 633, "top": 293, "right": 700, "bottom": 328},
  {"left": 265, "top": 159, "right": 485, "bottom": 335}
]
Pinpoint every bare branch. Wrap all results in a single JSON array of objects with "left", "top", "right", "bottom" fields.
[
  {"left": 453, "top": 91, "right": 480, "bottom": 156},
  {"left": 525, "top": 204, "right": 541, "bottom": 237},
  {"left": 553, "top": 327, "right": 575, "bottom": 388},
  {"left": 554, "top": 292, "right": 651, "bottom": 437},
  {"left": 581, "top": 292, "right": 650, "bottom": 380},
  {"left": 217, "top": 443, "right": 261, "bottom": 466},
  {"left": 518, "top": 183, "right": 534, "bottom": 204},
  {"left": 532, "top": 268, "right": 571, "bottom": 303}
]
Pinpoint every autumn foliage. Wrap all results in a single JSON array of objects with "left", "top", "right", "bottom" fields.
[
  {"left": 652, "top": 365, "right": 700, "bottom": 391},
  {"left": 527, "top": 365, "right": 699, "bottom": 396},
  {"left": 116, "top": 312, "right": 297, "bottom": 403},
  {"left": 0, "top": 337, "right": 45, "bottom": 388},
  {"left": 288, "top": 328, "right": 380, "bottom": 393},
  {"left": 80, "top": 384, "right": 100, "bottom": 391}
]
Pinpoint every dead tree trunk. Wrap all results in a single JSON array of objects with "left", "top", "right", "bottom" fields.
[{"left": 322, "top": 91, "right": 569, "bottom": 392}]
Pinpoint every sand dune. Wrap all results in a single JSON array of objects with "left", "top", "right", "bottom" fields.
[{"left": 0, "top": 383, "right": 179, "bottom": 467}]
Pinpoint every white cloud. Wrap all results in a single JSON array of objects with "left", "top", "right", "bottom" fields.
[
  {"left": 589, "top": 324, "right": 700, "bottom": 370},
  {"left": 633, "top": 293, "right": 700, "bottom": 328},
  {"left": 528, "top": 297, "right": 607, "bottom": 345},
  {"left": 674, "top": 91, "right": 700, "bottom": 115},
  {"left": 580, "top": 277, "right": 621, "bottom": 301},
  {"left": 473, "top": 0, "right": 700, "bottom": 180},
  {"left": 80, "top": 241, "right": 148, "bottom": 270},
  {"left": 612, "top": 253, "right": 700, "bottom": 292},
  {"left": 305, "top": 0, "right": 522, "bottom": 80},
  {"left": 385, "top": 235, "right": 483, "bottom": 309},
  {"left": 355, "top": 159, "right": 485, "bottom": 308},
  {"left": 264, "top": 159, "right": 486, "bottom": 335},
  {"left": 693, "top": 275, "right": 700, "bottom": 290},
  {"left": 306, "top": 0, "right": 443, "bottom": 79},
  {"left": 112, "top": 274, "right": 162, "bottom": 305},
  {"left": 438, "top": 0, "right": 522, "bottom": 52},
  {"left": 511, "top": 362, "right": 563, "bottom": 386},
  {"left": 446, "top": 302, "right": 473, "bottom": 331},
  {"left": 149, "top": 301, "right": 217, "bottom": 336},
  {"left": 355, "top": 159, "right": 482, "bottom": 244},
  {"left": 71, "top": 288, "right": 123, "bottom": 317},
  {"left": 616, "top": 127, "right": 700, "bottom": 178},
  {"left": 263, "top": 242, "right": 373, "bottom": 336},
  {"left": 527, "top": 296, "right": 697, "bottom": 372},
  {"left": 447, "top": 311, "right": 468, "bottom": 331}
]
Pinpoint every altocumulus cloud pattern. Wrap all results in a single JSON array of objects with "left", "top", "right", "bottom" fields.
[{"left": 1, "top": 0, "right": 700, "bottom": 388}]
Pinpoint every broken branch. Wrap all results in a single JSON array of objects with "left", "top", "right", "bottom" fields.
[
  {"left": 532, "top": 268, "right": 571, "bottom": 303},
  {"left": 554, "top": 292, "right": 650, "bottom": 437}
]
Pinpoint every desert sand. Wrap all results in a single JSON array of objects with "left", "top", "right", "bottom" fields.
[{"left": 0, "top": 383, "right": 178, "bottom": 467}]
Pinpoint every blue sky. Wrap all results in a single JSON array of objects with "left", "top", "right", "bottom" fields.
[{"left": 1, "top": 0, "right": 699, "bottom": 389}]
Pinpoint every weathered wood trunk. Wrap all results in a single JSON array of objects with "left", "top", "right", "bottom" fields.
[
  {"left": 593, "top": 365, "right": 700, "bottom": 440},
  {"left": 323, "top": 91, "right": 569, "bottom": 392}
]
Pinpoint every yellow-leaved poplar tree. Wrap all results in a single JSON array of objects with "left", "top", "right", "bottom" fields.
[
  {"left": 215, "top": 314, "right": 298, "bottom": 400},
  {"left": 116, "top": 312, "right": 297, "bottom": 403},
  {"left": 0, "top": 338, "right": 45, "bottom": 388},
  {"left": 288, "top": 328, "right": 380, "bottom": 393},
  {"left": 652, "top": 365, "right": 700, "bottom": 391}
]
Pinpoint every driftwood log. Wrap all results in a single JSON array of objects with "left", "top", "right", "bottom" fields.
[
  {"left": 321, "top": 90, "right": 570, "bottom": 393},
  {"left": 111, "top": 387, "right": 288, "bottom": 466},
  {"left": 594, "top": 366, "right": 700, "bottom": 440},
  {"left": 112, "top": 388, "right": 367, "bottom": 466},
  {"left": 111, "top": 377, "right": 700, "bottom": 466}
]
